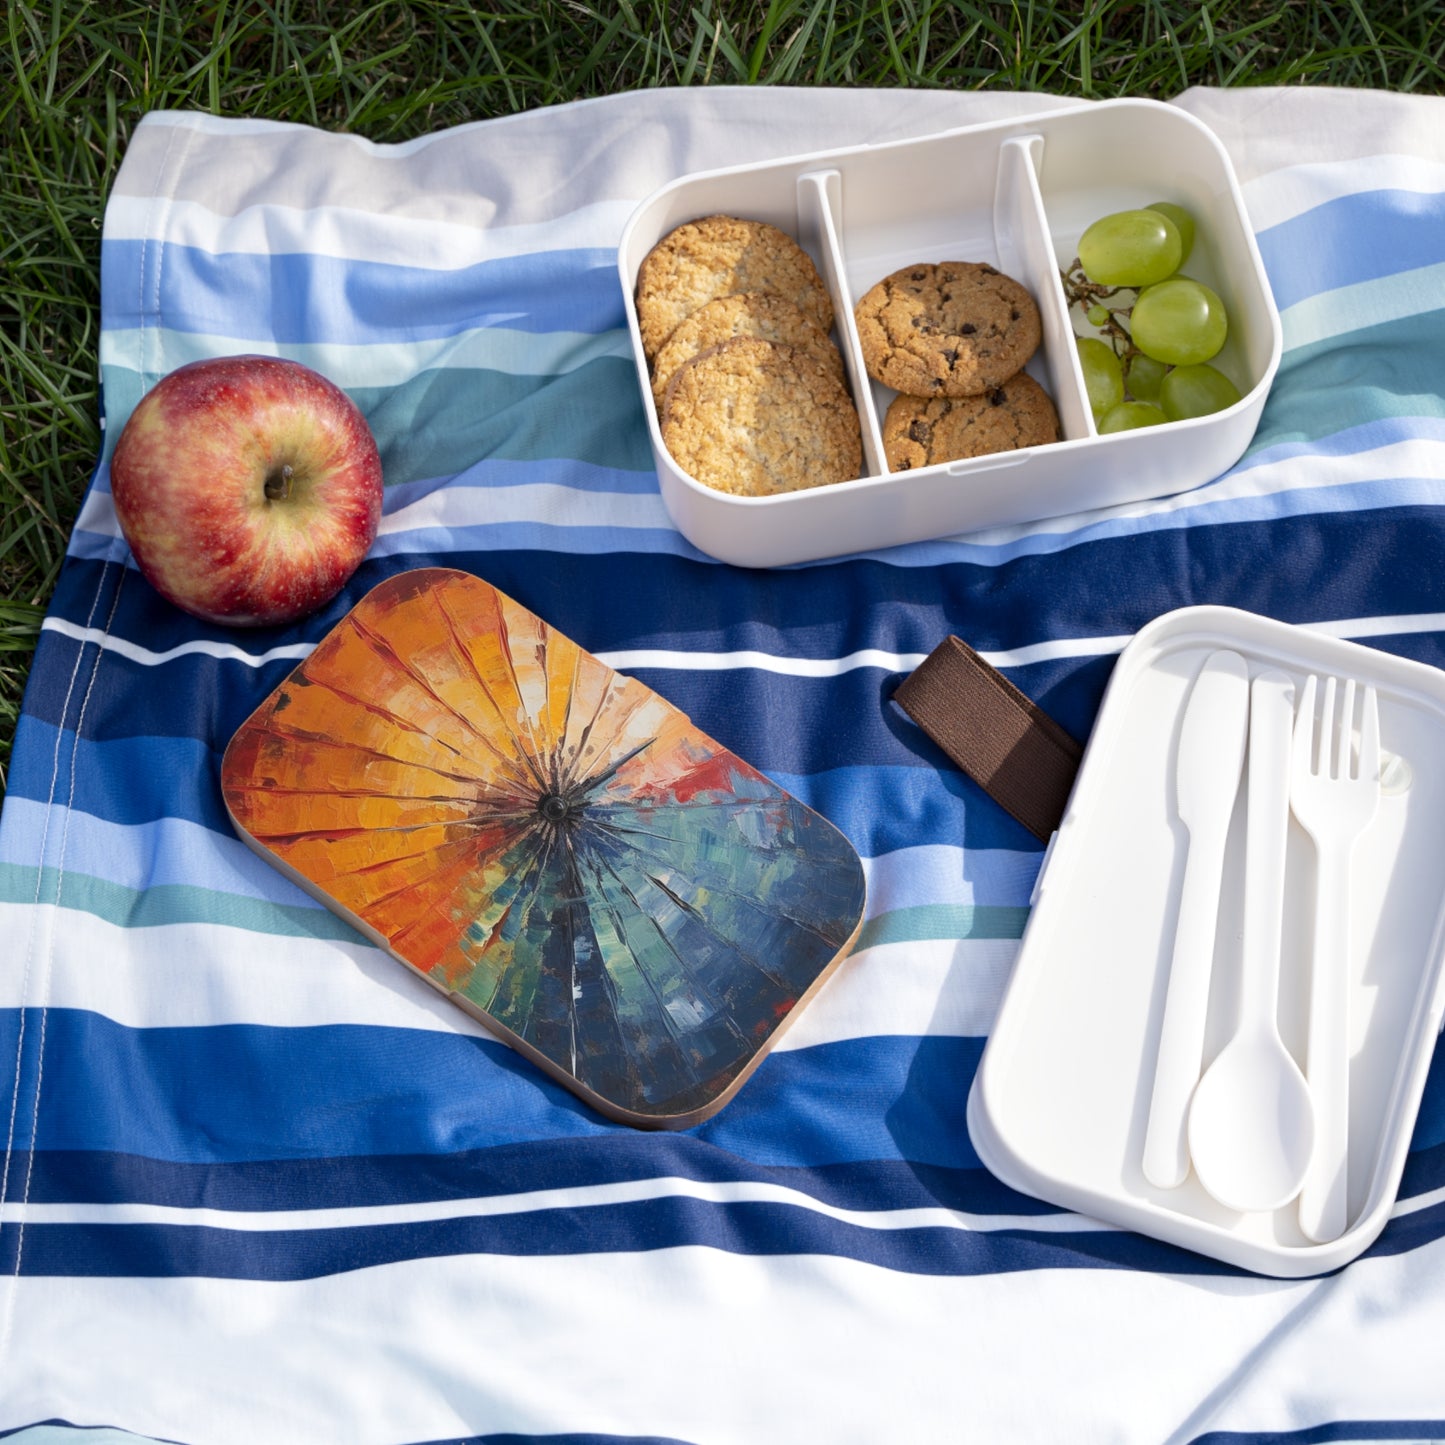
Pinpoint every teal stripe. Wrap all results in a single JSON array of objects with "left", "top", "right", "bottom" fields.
[
  {"left": 352, "top": 358, "right": 654, "bottom": 483},
  {"left": 853, "top": 903, "right": 1029, "bottom": 951},
  {"left": 0, "top": 862, "right": 361, "bottom": 942},
  {"left": 1250, "top": 308, "right": 1445, "bottom": 456},
  {"left": 1, "top": 861, "right": 1016, "bottom": 954},
  {"left": 100, "top": 356, "right": 656, "bottom": 484}
]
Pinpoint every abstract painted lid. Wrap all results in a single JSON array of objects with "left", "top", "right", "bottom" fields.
[{"left": 220, "top": 567, "right": 866, "bottom": 1128}]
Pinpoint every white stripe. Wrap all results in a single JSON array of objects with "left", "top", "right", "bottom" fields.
[
  {"left": 773, "top": 937, "right": 1016, "bottom": 1050},
  {"left": 73, "top": 417, "right": 1445, "bottom": 572},
  {"left": 1391, "top": 1180, "right": 1445, "bottom": 1218},
  {"left": 0, "top": 902, "right": 496, "bottom": 1037},
  {"left": 39, "top": 607, "right": 1445, "bottom": 680},
  {"left": 38, "top": 617, "right": 313, "bottom": 669},
  {"left": 4, "top": 1167, "right": 1436, "bottom": 1236},
  {"left": 1280, "top": 258, "right": 1445, "bottom": 352},
  {"left": 12, "top": 1235, "right": 1445, "bottom": 1444},
  {"left": 376, "top": 483, "right": 672, "bottom": 537},
  {"left": 70, "top": 481, "right": 676, "bottom": 551},
  {"left": 1241, "top": 153, "right": 1445, "bottom": 233},
  {"left": 599, "top": 635, "right": 1130, "bottom": 674},
  {"left": 103, "top": 194, "right": 636, "bottom": 266},
  {"left": 921, "top": 434, "right": 1445, "bottom": 554},
  {"left": 0, "top": 902, "right": 1009, "bottom": 1044},
  {"left": 99, "top": 324, "right": 634, "bottom": 390},
  {"left": 0, "top": 1175, "right": 1095, "bottom": 1237}
]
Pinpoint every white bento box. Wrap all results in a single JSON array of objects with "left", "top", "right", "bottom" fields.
[
  {"left": 617, "top": 98, "right": 1282, "bottom": 568},
  {"left": 968, "top": 607, "right": 1445, "bottom": 1277}
]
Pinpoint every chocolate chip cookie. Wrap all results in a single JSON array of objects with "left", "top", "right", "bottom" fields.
[
  {"left": 650, "top": 291, "right": 844, "bottom": 410},
  {"left": 882, "top": 373, "right": 1059, "bottom": 471},
  {"left": 660, "top": 336, "right": 861, "bottom": 497},
  {"left": 854, "top": 262, "right": 1041, "bottom": 397},
  {"left": 636, "top": 215, "right": 835, "bottom": 361}
]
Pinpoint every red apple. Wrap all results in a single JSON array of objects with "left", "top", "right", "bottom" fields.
[{"left": 110, "top": 354, "right": 384, "bottom": 627}]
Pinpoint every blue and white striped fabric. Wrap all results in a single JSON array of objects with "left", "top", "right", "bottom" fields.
[{"left": 3, "top": 85, "right": 1444, "bottom": 1443}]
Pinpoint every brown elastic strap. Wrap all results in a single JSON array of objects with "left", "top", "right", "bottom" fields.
[{"left": 893, "top": 635, "right": 1083, "bottom": 843}]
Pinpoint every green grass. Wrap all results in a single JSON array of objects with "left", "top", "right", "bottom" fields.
[{"left": 3, "top": 0, "right": 1444, "bottom": 793}]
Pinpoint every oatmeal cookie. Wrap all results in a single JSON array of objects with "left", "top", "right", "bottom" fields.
[
  {"left": 650, "top": 291, "right": 844, "bottom": 410},
  {"left": 854, "top": 261, "right": 1041, "bottom": 397},
  {"left": 660, "top": 336, "right": 861, "bottom": 497},
  {"left": 882, "top": 373, "right": 1059, "bottom": 471},
  {"left": 636, "top": 215, "right": 835, "bottom": 360}
]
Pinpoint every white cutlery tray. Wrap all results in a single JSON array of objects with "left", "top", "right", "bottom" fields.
[
  {"left": 617, "top": 99, "right": 1282, "bottom": 568},
  {"left": 967, "top": 606, "right": 1445, "bottom": 1276}
]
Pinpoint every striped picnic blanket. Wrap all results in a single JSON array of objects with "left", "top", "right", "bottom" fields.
[{"left": 3, "top": 84, "right": 1444, "bottom": 1443}]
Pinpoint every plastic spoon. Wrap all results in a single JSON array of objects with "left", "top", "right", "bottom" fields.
[
  {"left": 1188, "top": 669, "right": 1315, "bottom": 1213},
  {"left": 1142, "top": 649, "right": 1251, "bottom": 1189}
]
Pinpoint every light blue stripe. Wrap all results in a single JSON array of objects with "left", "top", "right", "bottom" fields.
[
  {"left": 0, "top": 1429, "right": 173, "bottom": 1445},
  {"left": 0, "top": 796, "right": 303, "bottom": 903},
  {"left": 0, "top": 797, "right": 1042, "bottom": 916},
  {"left": 1255, "top": 185, "right": 1445, "bottom": 311},
  {"left": 5, "top": 716, "right": 1045, "bottom": 858},
  {"left": 100, "top": 238, "right": 624, "bottom": 343},
  {"left": 830, "top": 415, "right": 1445, "bottom": 571}
]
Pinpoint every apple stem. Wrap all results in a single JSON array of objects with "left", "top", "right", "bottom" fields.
[{"left": 264, "top": 463, "right": 294, "bottom": 502}]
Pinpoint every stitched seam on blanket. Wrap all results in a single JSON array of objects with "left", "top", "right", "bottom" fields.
[
  {"left": 0, "top": 565, "right": 115, "bottom": 1376},
  {"left": 6, "top": 569, "right": 129, "bottom": 1288},
  {"left": 0, "top": 115, "right": 191, "bottom": 1377}
]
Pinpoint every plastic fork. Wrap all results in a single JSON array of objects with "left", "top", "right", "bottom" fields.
[{"left": 1290, "top": 674, "right": 1381, "bottom": 1243}]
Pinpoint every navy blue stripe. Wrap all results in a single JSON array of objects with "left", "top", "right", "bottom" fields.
[
  {"left": 1191, "top": 1422, "right": 1445, "bottom": 1445},
  {"left": 0, "top": 1197, "right": 1240, "bottom": 1281},
  {"left": 29, "top": 611, "right": 1445, "bottom": 808},
  {"left": 15, "top": 1146, "right": 1052, "bottom": 1217},
  {"left": 1401, "top": 1137, "right": 1445, "bottom": 1195},
  {"left": 1255, "top": 186, "right": 1445, "bottom": 311},
  {"left": 0, "top": 1010, "right": 985, "bottom": 1172},
  {"left": 33, "top": 502, "right": 1445, "bottom": 747},
  {"left": 424, "top": 1436, "right": 695, "bottom": 1445},
  {"left": 100, "top": 240, "right": 625, "bottom": 342},
  {"left": 1358, "top": 1195, "right": 1445, "bottom": 1264},
  {"left": 6, "top": 1190, "right": 1440, "bottom": 1286},
  {"left": 419, "top": 1436, "right": 696, "bottom": 1445},
  {"left": 0, "top": 1426, "right": 687, "bottom": 1445}
]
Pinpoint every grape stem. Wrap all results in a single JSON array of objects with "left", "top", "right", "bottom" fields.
[{"left": 1061, "top": 258, "right": 1139, "bottom": 363}]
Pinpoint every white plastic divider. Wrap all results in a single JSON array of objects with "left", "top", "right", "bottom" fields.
[
  {"left": 800, "top": 131, "right": 1095, "bottom": 485},
  {"left": 796, "top": 168, "right": 887, "bottom": 479},
  {"left": 993, "top": 134, "right": 1095, "bottom": 444}
]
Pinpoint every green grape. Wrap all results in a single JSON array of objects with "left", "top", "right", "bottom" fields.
[
  {"left": 1160, "top": 363, "right": 1242, "bottom": 420},
  {"left": 1077, "top": 337, "right": 1124, "bottom": 419},
  {"left": 1098, "top": 401, "right": 1168, "bottom": 433},
  {"left": 1130, "top": 277, "right": 1228, "bottom": 366},
  {"left": 1147, "top": 202, "right": 1196, "bottom": 264},
  {"left": 1125, "top": 353, "right": 1168, "bottom": 403},
  {"left": 1086, "top": 304, "right": 1111, "bottom": 327},
  {"left": 1077, "top": 209, "right": 1183, "bottom": 288}
]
